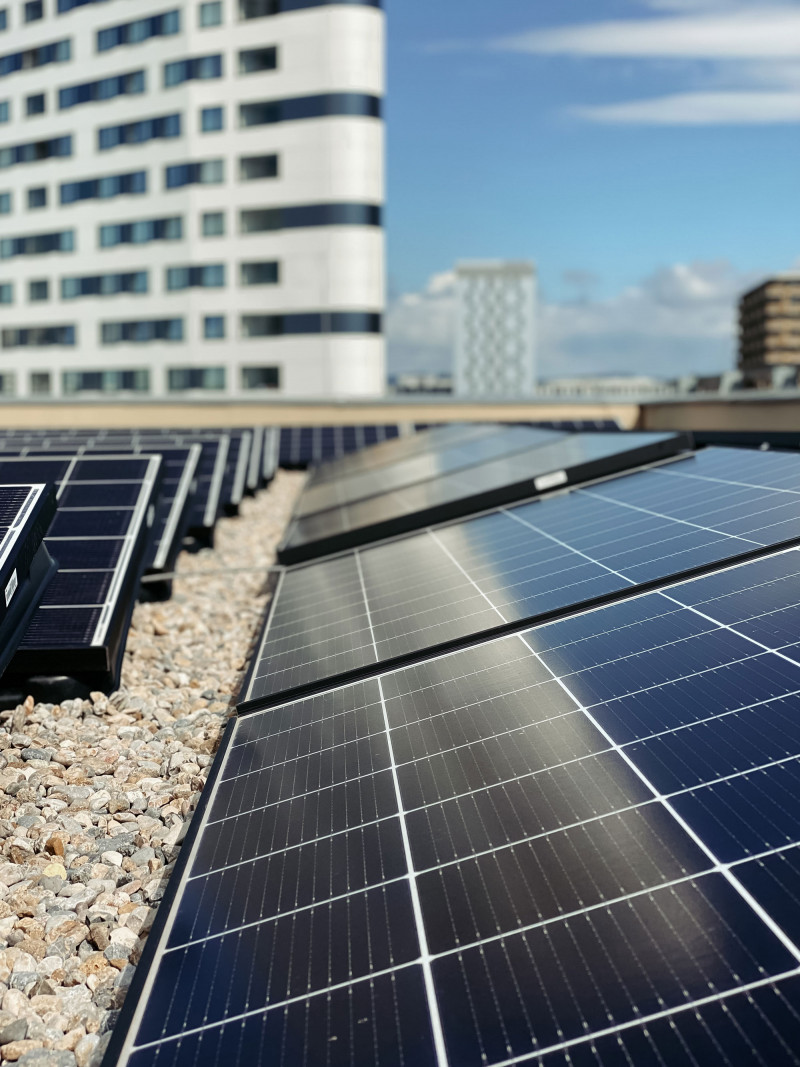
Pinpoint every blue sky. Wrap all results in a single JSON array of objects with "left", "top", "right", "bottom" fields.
[{"left": 383, "top": 0, "right": 800, "bottom": 379}]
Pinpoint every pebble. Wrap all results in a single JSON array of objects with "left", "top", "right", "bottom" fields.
[{"left": 0, "top": 472, "right": 303, "bottom": 1056}]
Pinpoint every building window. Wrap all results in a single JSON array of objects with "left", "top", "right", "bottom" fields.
[
  {"left": 23, "top": 1, "right": 43, "bottom": 22},
  {"left": 0, "top": 373, "right": 14, "bottom": 396},
  {"left": 0, "top": 135, "right": 72, "bottom": 171},
  {"left": 0, "top": 101, "right": 8, "bottom": 124},
  {"left": 61, "top": 171, "right": 147, "bottom": 204},
  {"left": 99, "top": 216, "right": 182, "bottom": 248},
  {"left": 239, "top": 0, "right": 277, "bottom": 17},
  {"left": 240, "top": 261, "right": 279, "bottom": 286},
  {"left": 241, "top": 311, "right": 381, "bottom": 337},
  {"left": 241, "top": 365, "right": 279, "bottom": 389},
  {"left": 239, "top": 93, "right": 380, "bottom": 128},
  {"left": 62, "top": 271, "right": 148, "bottom": 299},
  {"left": 27, "top": 186, "right": 47, "bottom": 209},
  {"left": 63, "top": 369, "right": 149, "bottom": 394},
  {"left": 168, "top": 367, "right": 225, "bottom": 391},
  {"left": 28, "top": 279, "right": 48, "bottom": 301},
  {"left": 26, "top": 93, "right": 45, "bottom": 116},
  {"left": 0, "top": 40, "right": 70, "bottom": 79},
  {"left": 240, "top": 203, "right": 380, "bottom": 233},
  {"left": 164, "top": 54, "right": 222, "bottom": 88},
  {"left": 165, "top": 159, "right": 223, "bottom": 188},
  {"left": 0, "top": 11, "right": 7, "bottom": 30},
  {"left": 239, "top": 153, "right": 278, "bottom": 180},
  {"left": 0, "top": 282, "right": 11, "bottom": 303},
  {"left": 201, "top": 211, "right": 225, "bottom": 237},
  {"left": 98, "top": 114, "right": 180, "bottom": 151},
  {"left": 0, "top": 231, "right": 74, "bottom": 258},
  {"left": 200, "top": 106, "right": 224, "bottom": 132},
  {"left": 0, "top": 192, "right": 9, "bottom": 214},
  {"left": 204, "top": 315, "right": 225, "bottom": 339},
  {"left": 101, "top": 319, "right": 183, "bottom": 344},
  {"left": 59, "top": 71, "right": 146, "bottom": 110},
  {"left": 2, "top": 325, "right": 75, "bottom": 347},
  {"left": 30, "top": 371, "right": 50, "bottom": 395},
  {"left": 238, "top": 46, "right": 277, "bottom": 74},
  {"left": 97, "top": 11, "right": 180, "bottom": 52},
  {"left": 166, "top": 264, "right": 225, "bottom": 290},
  {"left": 199, "top": 1, "right": 222, "bottom": 26}
]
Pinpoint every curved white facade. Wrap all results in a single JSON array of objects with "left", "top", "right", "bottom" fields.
[{"left": 0, "top": 0, "right": 386, "bottom": 401}]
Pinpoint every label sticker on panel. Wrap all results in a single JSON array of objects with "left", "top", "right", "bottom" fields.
[
  {"left": 4, "top": 569, "right": 17, "bottom": 607},
  {"left": 534, "top": 470, "right": 568, "bottom": 492}
]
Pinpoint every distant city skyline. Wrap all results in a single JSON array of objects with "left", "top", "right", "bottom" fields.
[{"left": 385, "top": 0, "right": 800, "bottom": 380}]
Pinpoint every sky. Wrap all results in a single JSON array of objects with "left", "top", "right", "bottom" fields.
[{"left": 383, "top": 0, "right": 800, "bottom": 380}]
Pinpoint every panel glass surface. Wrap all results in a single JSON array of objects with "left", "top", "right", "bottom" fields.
[
  {"left": 283, "top": 431, "right": 683, "bottom": 558},
  {"left": 111, "top": 548, "right": 800, "bottom": 1067},
  {"left": 305, "top": 423, "right": 506, "bottom": 487},
  {"left": 248, "top": 447, "right": 800, "bottom": 703},
  {"left": 0, "top": 454, "right": 160, "bottom": 661},
  {"left": 0, "top": 437, "right": 202, "bottom": 573},
  {"left": 294, "top": 425, "right": 560, "bottom": 518}
]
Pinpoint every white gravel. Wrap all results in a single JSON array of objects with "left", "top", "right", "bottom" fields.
[{"left": 0, "top": 470, "right": 304, "bottom": 1067}]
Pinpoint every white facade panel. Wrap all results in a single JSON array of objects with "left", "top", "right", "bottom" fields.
[
  {"left": 0, "top": 0, "right": 386, "bottom": 401},
  {"left": 454, "top": 260, "right": 537, "bottom": 398}
]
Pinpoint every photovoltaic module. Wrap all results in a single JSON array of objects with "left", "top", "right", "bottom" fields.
[
  {"left": 0, "top": 483, "right": 57, "bottom": 679},
  {"left": 0, "top": 454, "right": 161, "bottom": 701},
  {"left": 105, "top": 545, "right": 800, "bottom": 1067},
  {"left": 244, "top": 446, "right": 800, "bottom": 706}
]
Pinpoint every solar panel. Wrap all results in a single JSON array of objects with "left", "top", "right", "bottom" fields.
[
  {"left": 294, "top": 425, "right": 561, "bottom": 519},
  {"left": 243, "top": 446, "right": 800, "bottom": 707},
  {"left": 247, "top": 427, "right": 264, "bottom": 493},
  {"left": 304, "top": 423, "right": 498, "bottom": 488},
  {"left": 262, "top": 427, "right": 280, "bottom": 484},
  {"left": 0, "top": 483, "right": 57, "bottom": 679},
  {"left": 0, "top": 437, "right": 202, "bottom": 588},
  {"left": 0, "top": 454, "right": 161, "bottom": 701},
  {"left": 104, "top": 545, "right": 800, "bottom": 1067},
  {"left": 279, "top": 425, "right": 402, "bottom": 469},
  {"left": 279, "top": 431, "right": 690, "bottom": 564}
]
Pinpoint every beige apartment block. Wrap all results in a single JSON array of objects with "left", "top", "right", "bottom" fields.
[{"left": 739, "top": 273, "right": 800, "bottom": 386}]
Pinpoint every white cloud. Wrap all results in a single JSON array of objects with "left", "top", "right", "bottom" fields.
[
  {"left": 572, "top": 90, "right": 800, "bottom": 123},
  {"left": 487, "top": 3, "right": 800, "bottom": 125},
  {"left": 493, "top": 9, "right": 800, "bottom": 59},
  {"left": 387, "top": 261, "right": 761, "bottom": 379}
]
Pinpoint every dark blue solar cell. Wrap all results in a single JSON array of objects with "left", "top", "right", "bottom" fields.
[
  {"left": 535, "top": 976, "right": 800, "bottom": 1067},
  {"left": 624, "top": 696, "right": 800, "bottom": 793},
  {"left": 590, "top": 653, "right": 800, "bottom": 744},
  {"left": 670, "top": 759, "right": 800, "bottom": 862},
  {"left": 735, "top": 847, "right": 800, "bottom": 949},
  {"left": 127, "top": 968, "right": 438, "bottom": 1067},
  {"left": 432, "top": 874, "right": 795, "bottom": 1066},
  {"left": 136, "top": 880, "right": 419, "bottom": 1043}
]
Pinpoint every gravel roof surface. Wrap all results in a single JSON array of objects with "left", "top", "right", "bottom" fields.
[{"left": 0, "top": 470, "right": 305, "bottom": 1067}]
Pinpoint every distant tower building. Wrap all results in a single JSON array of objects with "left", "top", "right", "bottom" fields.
[
  {"left": 739, "top": 274, "right": 800, "bottom": 387},
  {"left": 454, "top": 260, "right": 536, "bottom": 397},
  {"left": 0, "top": 0, "right": 385, "bottom": 402}
]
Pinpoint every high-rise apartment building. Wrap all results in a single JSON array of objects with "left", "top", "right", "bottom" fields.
[
  {"left": 0, "top": 0, "right": 385, "bottom": 401},
  {"left": 454, "top": 260, "right": 537, "bottom": 398},
  {"left": 738, "top": 274, "right": 800, "bottom": 387}
]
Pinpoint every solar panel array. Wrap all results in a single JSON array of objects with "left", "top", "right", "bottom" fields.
[
  {"left": 245, "top": 446, "right": 800, "bottom": 704},
  {"left": 279, "top": 424, "right": 402, "bottom": 468},
  {"left": 107, "top": 543, "right": 800, "bottom": 1067},
  {"left": 0, "top": 482, "right": 57, "bottom": 678},
  {"left": 279, "top": 431, "right": 689, "bottom": 564},
  {"left": 0, "top": 454, "right": 162, "bottom": 696}
]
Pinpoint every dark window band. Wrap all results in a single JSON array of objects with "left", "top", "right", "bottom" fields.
[
  {"left": 241, "top": 0, "right": 380, "bottom": 15},
  {"left": 240, "top": 92, "right": 380, "bottom": 127},
  {"left": 240, "top": 203, "right": 381, "bottom": 232},
  {"left": 242, "top": 311, "right": 381, "bottom": 337}
]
